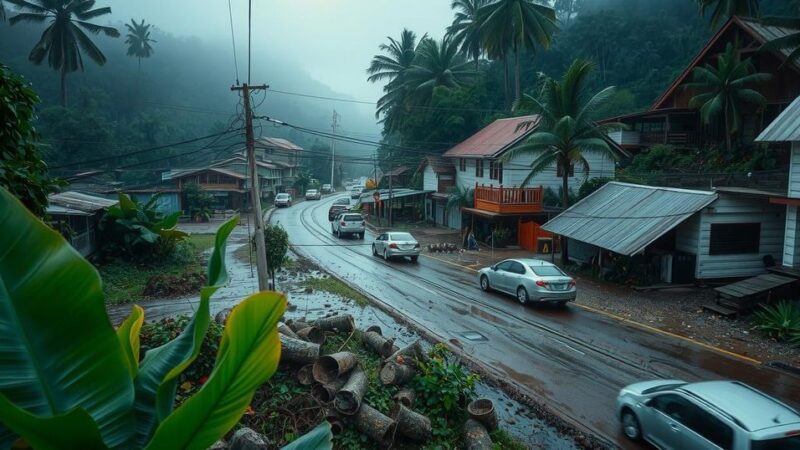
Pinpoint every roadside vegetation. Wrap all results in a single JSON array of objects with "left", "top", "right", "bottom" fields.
[
  {"left": 300, "top": 276, "right": 370, "bottom": 307},
  {"left": 752, "top": 300, "right": 800, "bottom": 346}
]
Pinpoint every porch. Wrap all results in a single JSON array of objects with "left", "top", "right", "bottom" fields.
[{"left": 474, "top": 183, "right": 544, "bottom": 214}]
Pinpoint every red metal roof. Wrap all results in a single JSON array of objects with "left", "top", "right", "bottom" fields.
[{"left": 442, "top": 115, "right": 540, "bottom": 158}]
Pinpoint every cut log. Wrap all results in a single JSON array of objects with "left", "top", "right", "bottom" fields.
[
  {"left": 334, "top": 367, "right": 368, "bottom": 415},
  {"left": 392, "top": 388, "right": 415, "bottom": 408},
  {"left": 463, "top": 418, "right": 492, "bottom": 450},
  {"left": 379, "top": 360, "right": 416, "bottom": 386},
  {"left": 365, "top": 325, "right": 382, "bottom": 335},
  {"left": 385, "top": 340, "right": 429, "bottom": 366},
  {"left": 391, "top": 403, "right": 431, "bottom": 442},
  {"left": 296, "top": 326, "right": 326, "bottom": 345},
  {"left": 362, "top": 331, "right": 398, "bottom": 358},
  {"left": 277, "top": 322, "right": 298, "bottom": 339},
  {"left": 280, "top": 335, "right": 320, "bottom": 365},
  {"left": 286, "top": 319, "right": 311, "bottom": 332},
  {"left": 312, "top": 377, "right": 347, "bottom": 403},
  {"left": 313, "top": 352, "right": 357, "bottom": 384},
  {"left": 467, "top": 398, "right": 498, "bottom": 431},
  {"left": 296, "top": 364, "right": 315, "bottom": 386},
  {"left": 324, "top": 409, "right": 345, "bottom": 435},
  {"left": 353, "top": 403, "right": 397, "bottom": 447},
  {"left": 313, "top": 314, "right": 355, "bottom": 333},
  {"left": 214, "top": 308, "right": 232, "bottom": 325}
]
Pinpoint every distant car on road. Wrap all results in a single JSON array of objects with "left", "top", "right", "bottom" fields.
[
  {"left": 305, "top": 189, "right": 321, "bottom": 200},
  {"left": 478, "top": 258, "right": 575, "bottom": 306},
  {"left": 372, "top": 231, "right": 420, "bottom": 262},
  {"left": 328, "top": 197, "right": 351, "bottom": 221},
  {"left": 331, "top": 212, "right": 365, "bottom": 239},
  {"left": 616, "top": 379, "right": 800, "bottom": 450},
  {"left": 350, "top": 186, "right": 364, "bottom": 199},
  {"left": 321, "top": 184, "right": 334, "bottom": 194},
  {"left": 274, "top": 192, "right": 292, "bottom": 207}
]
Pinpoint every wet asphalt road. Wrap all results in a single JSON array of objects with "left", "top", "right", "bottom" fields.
[{"left": 274, "top": 195, "right": 800, "bottom": 449}]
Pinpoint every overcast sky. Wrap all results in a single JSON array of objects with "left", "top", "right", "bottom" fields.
[{"left": 111, "top": 0, "right": 454, "bottom": 107}]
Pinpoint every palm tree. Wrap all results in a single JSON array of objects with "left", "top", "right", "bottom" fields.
[
  {"left": 683, "top": 42, "right": 771, "bottom": 153},
  {"left": 477, "top": 0, "right": 557, "bottom": 103},
  {"left": 402, "top": 36, "right": 475, "bottom": 105},
  {"left": 504, "top": 59, "right": 622, "bottom": 264},
  {"left": 760, "top": 15, "right": 800, "bottom": 66},
  {"left": 1, "top": 1, "right": 6, "bottom": 21},
  {"left": 698, "top": 0, "right": 760, "bottom": 28},
  {"left": 125, "top": 19, "right": 156, "bottom": 76},
  {"left": 8, "top": 0, "right": 119, "bottom": 107},
  {"left": 446, "top": 184, "right": 474, "bottom": 211},
  {"left": 447, "top": 0, "right": 488, "bottom": 69}
]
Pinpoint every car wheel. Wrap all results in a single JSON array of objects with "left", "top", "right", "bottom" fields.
[
  {"left": 516, "top": 286, "right": 529, "bottom": 304},
  {"left": 480, "top": 275, "right": 491, "bottom": 292},
  {"left": 621, "top": 410, "right": 642, "bottom": 441},
  {"left": 383, "top": 249, "right": 389, "bottom": 261},
  {"left": 336, "top": 229, "right": 341, "bottom": 238},
  {"left": 372, "top": 244, "right": 378, "bottom": 256},
  {"left": 556, "top": 301, "right": 568, "bottom": 308},
  {"left": 410, "top": 256, "right": 418, "bottom": 263}
]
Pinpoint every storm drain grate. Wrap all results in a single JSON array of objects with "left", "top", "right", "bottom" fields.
[{"left": 459, "top": 331, "right": 488, "bottom": 342}]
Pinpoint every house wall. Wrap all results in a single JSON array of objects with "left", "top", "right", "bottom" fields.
[
  {"left": 130, "top": 193, "right": 181, "bottom": 215},
  {"left": 790, "top": 142, "right": 800, "bottom": 198},
  {"left": 694, "top": 194, "right": 786, "bottom": 279},
  {"left": 502, "top": 150, "right": 616, "bottom": 193},
  {"left": 453, "top": 158, "right": 494, "bottom": 190},
  {"left": 423, "top": 165, "right": 438, "bottom": 192},
  {"left": 785, "top": 205, "right": 799, "bottom": 268},
  {"left": 675, "top": 214, "right": 701, "bottom": 255}
]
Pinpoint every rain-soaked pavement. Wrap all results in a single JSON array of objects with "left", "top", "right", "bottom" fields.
[{"left": 271, "top": 195, "right": 800, "bottom": 449}]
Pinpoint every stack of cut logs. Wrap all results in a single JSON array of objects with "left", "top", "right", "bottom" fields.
[
  {"left": 276, "top": 313, "right": 499, "bottom": 449},
  {"left": 427, "top": 243, "right": 459, "bottom": 253}
]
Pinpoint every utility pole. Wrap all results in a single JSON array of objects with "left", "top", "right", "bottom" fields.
[
  {"left": 331, "top": 110, "right": 339, "bottom": 188},
  {"left": 388, "top": 150, "right": 393, "bottom": 228},
  {"left": 231, "top": 83, "right": 269, "bottom": 291}
]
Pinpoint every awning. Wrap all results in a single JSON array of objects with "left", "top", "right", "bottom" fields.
[
  {"left": 462, "top": 207, "right": 553, "bottom": 219},
  {"left": 542, "top": 182, "right": 717, "bottom": 256},
  {"left": 358, "top": 189, "right": 433, "bottom": 204}
]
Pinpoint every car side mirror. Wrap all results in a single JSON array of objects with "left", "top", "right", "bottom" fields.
[
  {"left": 643, "top": 399, "right": 654, "bottom": 408},
  {"left": 491, "top": 265, "right": 498, "bottom": 271}
]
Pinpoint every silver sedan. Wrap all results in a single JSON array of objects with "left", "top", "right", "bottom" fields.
[
  {"left": 372, "top": 231, "right": 420, "bottom": 262},
  {"left": 478, "top": 258, "right": 576, "bottom": 306}
]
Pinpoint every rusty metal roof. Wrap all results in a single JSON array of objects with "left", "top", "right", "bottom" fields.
[
  {"left": 443, "top": 115, "right": 539, "bottom": 158},
  {"left": 542, "top": 182, "right": 717, "bottom": 256},
  {"left": 48, "top": 191, "right": 119, "bottom": 213},
  {"left": 756, "top": 95, "right": 800, "bottom": 142},
  {"left": 422, "top": 155, "right": 455, "bottom": 174}
]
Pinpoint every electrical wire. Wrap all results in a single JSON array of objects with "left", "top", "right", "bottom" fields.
[{"left": 228, "top": 0, "right": 241, "bottom": 84}]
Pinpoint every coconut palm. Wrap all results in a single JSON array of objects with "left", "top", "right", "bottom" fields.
[
  {"left": 125, "top": 19, "right": 156, "bottom": 76},
  {"left": 683, "top": 42, "right": 771, "bottom": 153},
  {"left": 760, "top": 15, "right": 800, "bottom": 66},
  {"left": 8, "top": 0, "right": 119, "bottom": 106},
  {"left": 698, "top": 0, "right": 760, "bottom": 28},
  {"left": 1, "top": 1, "right": 6, "bottom": 21},
  {"left": 477, "top": 0, "right": 557, "bottom": 103},
  {"left": 402, "top": 36, "right": 475, "bottom": 105},
  {"left": 504, "top": 59, "right": 622, "bottom": 264},
  {"left": 447, "top": 0, "right": 488, "bottom": 68}
]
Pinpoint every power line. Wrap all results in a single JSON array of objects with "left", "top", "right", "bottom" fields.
[
  {"left": 228, "top": 0, "right": 240, "bottom": 84},
  {"left": 247, "top": 0, "right": 252, "bottom": 84}
]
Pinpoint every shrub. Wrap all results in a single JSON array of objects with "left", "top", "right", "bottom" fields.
[
  {"left": 752, "top": 300, "right": 800, "bottom": 343},
  {"left": 184, "top": 182, "right": 214, "bottom": 222}
]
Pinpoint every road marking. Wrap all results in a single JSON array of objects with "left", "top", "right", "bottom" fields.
[
  {"left": 420, "top": 253, "right": 479, "bottom": 272},
  {"left": 551, "top": 338, "right": 586, "bottom": 355},
  {"left": 574, "top": 303, "right": 762, "bottom": 365}
]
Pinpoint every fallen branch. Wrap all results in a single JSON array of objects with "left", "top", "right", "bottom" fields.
[
  {"left": 337, "top": 329, "right": 356, "bottom": 352},
  {"left": 385, "top": 340, "right": 429, "bottom": 366},
  {"left": 313, "top": 352, "right": 357, "bottom": 384},
  {"left": 334, "top": 366, "right": 368, "bottom": 415},
  {"left": 286, "top": 319, "right": 311, "bottom": 332}
]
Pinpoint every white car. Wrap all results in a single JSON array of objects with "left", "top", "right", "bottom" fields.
[
  {"left": 372, "top": 231, "right": 420, "bottom": 262},
  {"left": 478, "top": 258, "right": 576, "bottom": 306},
  {"left": 274, "top": 193, "right": 292, "bottom": 207},
  {"left": 350, "top": 186, "right": 364, "bottom": 199},
  {"left": 331, "top": 212, "right": 365, "bottom": 239},
  {"left": 305, "top": 189, "right": 321, "bottom": 200}
]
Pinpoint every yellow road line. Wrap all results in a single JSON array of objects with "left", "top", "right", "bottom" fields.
[
  {"left": 420, "top": 253, "right": 479, "bottom": 272},
  {"left": 574, "top": 303, "right": 762, "bottom": 365}
]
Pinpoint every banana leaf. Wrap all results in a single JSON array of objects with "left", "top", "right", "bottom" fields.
[
  {"left": 281, "top": 422, "right": 333, "bottom": 450},
  {"left": 117, "top": 305, "right": 145, "bottom": 378}
]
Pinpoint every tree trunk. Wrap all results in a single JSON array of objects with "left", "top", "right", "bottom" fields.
[
  {"left": 467, "top": 398, "right": 498, "bottom": 431},
  {"left": 391, "top": 404, "right": 432, "bottom": 443},
  {"left": 313, "top": 352, "right": 358, "bottom": 384},
  {"left": 277, "top": 322, "right": 298, "bottom": 339},
  {"left": 392, "top": 388, "right": 416, "bottom": 408},
  {"left": 561, "top": 157, "right": 570, "bottom": 265},
  {"left": 334, "top": 366, "right": 368, "bottom": 415},
  {"left": 313, "top": 314, "right": 354, "bottom": 333},
  {"left": 385, "top": 340, "right": 429, "bottom": 365},
  {"left": 313, "top": 377, "right": 347, "bottom": 403},
  {"left": 296, "top": 326, "right": 326, "bottom": 345},
  {"left": 60, "top": 69, "right": 67, "bottom": 107},
  {"left": 363, "top": 331, "right": 398, "bottom": 358},
  {"left": 724, "top": 102, "right": 732, "bottom": 154},
  {"left": 464, "top": 419, "right": 492, "bottom": 450},
  {"left": 286, "top": 319, "right": 311, "bottom": 332},
  {"left": 353, "top": 403, "right": 397, "bottom": 447},
  {"left": 296, "top": 364, "right": 315, "bottom": 386},
  {"left": 280, "top": 335, "right": 320, "bottom": 365},
  {"left": 514, "top": 49, "right": 521, "bottom": 102},
  {"left": 379, "top": 360, "right": 416, "bottom": 386}
]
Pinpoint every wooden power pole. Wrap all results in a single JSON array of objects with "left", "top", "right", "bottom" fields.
[{"left": 231, "top": 83, "right": 270, "bottom": 291}]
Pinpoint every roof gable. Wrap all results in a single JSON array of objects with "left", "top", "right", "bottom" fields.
[
  {"left": 443, "top": 115, "right": 540, "bottom": 159},
  {"left": 756, "top": 95, "right": 800, "bottom": 142}
]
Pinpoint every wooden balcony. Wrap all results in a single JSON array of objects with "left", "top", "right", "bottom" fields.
[{"left": 474, "top": 184, "right": 544, "bottom": 214}]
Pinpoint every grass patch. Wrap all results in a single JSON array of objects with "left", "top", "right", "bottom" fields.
[
  {"left": 98, "top": 234, "right": 215, "bottom": 305},
  {"left": 300, "top": 276, "right": 369, "bottom": 307}
]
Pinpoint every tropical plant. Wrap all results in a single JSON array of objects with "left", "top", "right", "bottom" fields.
[
  {"left": 505, "top": 59, "right": 622, "bottom": 264},
  {"left": 447, "top": 0, "right": 488, "bottom": 68},
  {"left": 97, "top": 192, "right": 188, "bottom": 261},
  {"left": 124, "top": 19, "right": 156, "bottom": 76},
  {"left": 752, "top": 300, "right": 800, "bottom": 342},
  {"left": 446, "top": 184, "right": 474, "bottom": 210},
  {"left": 0, "top": 186, "right": 333, "bottom": 449},
  {"left": 477, "top": 0, "right": 557, "bottom": 102},
  {"left": 683, "top": 42, "right": 771, "bottom": 153},
  {"left": 411, "top": 343, "right": 479, "bottom": 419},
  {"left": 760, "top": 15, "right": 800, "bottom": 66},
  {"left": 293, "top": 169, "right": 313, "bottom": 195},
  {"left": 252, "top": 223, "right": 289, "bottom": 289},
  {"left": 402, "top": 36, "right": 475, "bottom": 105},
  {"left": 7, "top": 0, "right": 120, "bottom": 106},
  {"left": 0, "top": 64, "right": 62, "bottom": 218},
  {"left": 698, "top": 0, "right": 760, "bottom": 27},
  {"left": 184, "top": 182, "right": 214, "bottom": 222}
]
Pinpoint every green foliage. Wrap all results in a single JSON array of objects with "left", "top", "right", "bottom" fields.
[
  {"left": 98, "top": 192, "right": 188, "bottom": 262},
  {"left": 577, "top": 177, "right": 612, "bottom": 200},
  {"left": 446, "top": 184, "right": 474, "bottom": 210},
  {"left": 294, "top": 169, "right": 314, "bottom": 194},
  {"left": 411, "top": 343, "right": 479, "bottom": 423},
  {"left": 761, "top": 15, "right": 800, "bottom": 66},
  {"left": 125, "top": 19, "right": 156, "bottom": 61},
  {"left": 698, "top": 0, "right": 760, "bottom": 27},
  {"left": 184, "top": 182, "right": 214, "bottom": 222},
  {"left": 0, "top": 188, "right": 290, "bottom": 449},
  {"left": 300, "top": 276, "right": 369, "bottom": 307},
  {"left": 543, "top": 186, "right": 576, "bottom": 208},
  {"left": 752, "top": 300, "right": 800, "bottom": 344},
  {"left": 0, "top": 64, "right": 61, "bottom": 217},
  {"left": 491, "top": 429, "right": 529, "bottom": 450},
  {"left": 252, "top": 222, "right": 290, "bottom": 281}
]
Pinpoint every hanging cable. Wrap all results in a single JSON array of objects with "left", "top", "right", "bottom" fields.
[{"left": 228, "top": 0, "right": 241, "bottom": 85}]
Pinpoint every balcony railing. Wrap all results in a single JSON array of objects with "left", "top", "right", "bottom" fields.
[
  {"left": 474, "top": 183, "right": 544, "bottom": 214},
  {"left": 639, "top": 132, "right": 701, "bottom": 147}
]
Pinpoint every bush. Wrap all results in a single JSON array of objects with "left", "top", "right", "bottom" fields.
[
  {"left": 184, "top": 182, "right": 214, "bottom": 222},
  {"left": 752, "top": 300, "right": 800, "bottom": 343}
]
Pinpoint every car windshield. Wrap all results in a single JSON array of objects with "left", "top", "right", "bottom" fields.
[
  {"left": 751, "top": 435, "right": 800, "bottom": 450},
  {"left": 343, "top": 215, "right": 362, "bottom": 221},
  {"left": 529, "top": 265, "right": 566, "bottom": 277},
  {"left": 389, "top": 232, "right": 414, "bottom": 241},
  {"left": 307, "top": 190, "right": 317, "bottom": 193},
  {"left": 334, "top": 198, "right": 350, "bottom": 205},
  {"left": 276, "top": 194, "right": 289, "bottom": 199}
]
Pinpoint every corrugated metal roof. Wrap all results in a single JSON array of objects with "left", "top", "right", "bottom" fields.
[
  {"left": 46, "top": 205, "right": 92, "bottom": 216},
  {"left": 169, "top": 167, "right": 248, "bottom": 180},
  {"left": 48, "top": 191, "right": 118, "bottom": 213},
  {"left": 443, "top": 115, "right": 539, "bottom": 158},
  {"left": 256, "top": 137, "right": 303, "bottom": 151},
  {"left": 542, "top": 182, "right": 717, "bottom": 256},
  {"left": 739, "top": 17, "right": 800, "bottom": 69},
  {"left": 357, "top": 189, "right": 433, "bottom": 204},
  {"left": 756, "top": 95, "right": 800, "bottom": 142}
]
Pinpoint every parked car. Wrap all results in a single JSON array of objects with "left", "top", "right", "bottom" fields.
[
  {"left": 331, "top": 212, "right": 365, "bottom": 239},
  {"left": 616, "top": 379, "right": 800, "bottom": 450},
  {"left": 478, "top": 258, "right": 576, "bottom": 306},
  {"left": 372, "top": 231, "right": 420, "bottom": 262},
  {"left": 274, "top": 193, "right": 292, "bottom": 207},
  {"left": 305, "top": 189, "right": 321, "bottom": 200},
  {"left": 328, "top": 197, "right": 351, "bottom": 221},
  {"left": 350, "top": 186, "right": 364, "bottom": 199},
  {"left": 321, "top": 184, "right": 333, "bottom": 194}
]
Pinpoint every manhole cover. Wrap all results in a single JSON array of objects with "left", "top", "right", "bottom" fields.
[{"left": 460, "top": 331, "right": 488, "bottom": 342}]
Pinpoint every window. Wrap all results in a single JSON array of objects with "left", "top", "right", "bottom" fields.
[
  {"left": 509, "top": 261, "right": 526, "bottom": 274},
  {"left": 475, "top": 159, "right": 484, "bottom": 178},
  {"left": 530, "top": 265, "right": 566, "bottom": 277},
  {"left": 709, "top": 223, "right": 761, "bottom": 255},
  {"left": 489, "top": 161, "right": 503, "bottom": 183},
  {"left": 649, "top": 394, "right": 733, "bottom": 450},
  {"left": 556, "top": 159, "right": 574, "bottom": 177},
  {"left": 459, "top": 158, "right": 467, "bottom": 172},
  {"left": 496, "top": 261, "right": 513, "bottom": 271}
]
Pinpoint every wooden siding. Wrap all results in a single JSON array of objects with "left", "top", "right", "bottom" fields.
[
  {"left": 423, "top": 165, "right": 438, "bottom": 192},
  {"left": 608, "top": 130, "right": 641, "bottom": 146},
  {"left": 695, "top": 195, "right": 786, "bottom": 279},
  {"left": 474, "top": 184, "right": 543, "bottom": 213},
  {"left": 501, "top": 150, "right": 616, "bottom": 192},
  {"left": 454, "top": 158, "right": 494, "bottom": 189},
  {"left": 675, "top": 214, "right": 701, "bottom": 255},
  {"left": 790, "top": 142, "right": 800, "bottom": 198},
  {"left": 785, "top": 205, "right": 799, "bottom": 268}
]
